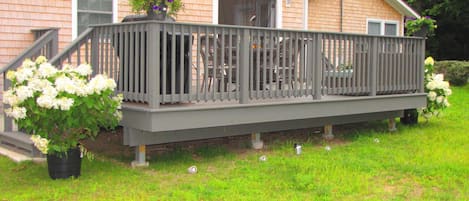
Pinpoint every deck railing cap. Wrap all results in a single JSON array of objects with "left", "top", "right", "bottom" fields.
[{"left": 90, "top": 21, "right": 425, "bottom": 40}]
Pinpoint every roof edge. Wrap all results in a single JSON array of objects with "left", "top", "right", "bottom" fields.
[{"left": 385, "top": 0, "right": 421, "bottom": 18}]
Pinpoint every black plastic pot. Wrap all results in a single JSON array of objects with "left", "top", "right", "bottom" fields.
[{"left": 47, "top": 147, "right": 82, "bottom": 179}]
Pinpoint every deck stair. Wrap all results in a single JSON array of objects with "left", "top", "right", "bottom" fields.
[{"left": 0, "top": 131, "right": 44, "bottom": 158}]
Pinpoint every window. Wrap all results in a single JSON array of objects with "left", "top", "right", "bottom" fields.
[
  {"left": 367, "top": 19, "right": 398, "bottom": 36},
  {"left": 219, "top": 0, "right": 276, "bottom": 27},
  {"left": 74, "top": 0, "right": 116, "bottom": 38}
]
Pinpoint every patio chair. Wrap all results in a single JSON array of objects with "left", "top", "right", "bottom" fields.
[
  {"left": 199, "top": 35, "right": 236, "bottom": 92},
  {"left": 277, "top": 37, "right": 301, "bottom": 89}
]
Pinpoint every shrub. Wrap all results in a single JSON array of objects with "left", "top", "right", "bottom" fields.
[
  {"left": 419, "top": 57, "right": 452, "bottom": 120},
  {"left": 4, "top": 56, "right": 122, "bottom": 155},
  {"left": 434, "top": 61, "right": 469, "bottom": 86}
]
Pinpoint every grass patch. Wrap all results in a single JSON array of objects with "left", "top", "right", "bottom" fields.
[{"left": 1, "top": 85, "right": 468, "bottom": 200}]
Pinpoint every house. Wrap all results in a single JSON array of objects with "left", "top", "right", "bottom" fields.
[{"left": 0, "top": 0, "right": 425, "bottom": 166}]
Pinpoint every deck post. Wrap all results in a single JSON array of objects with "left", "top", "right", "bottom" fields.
[
  {"left": 131, "top": 145, "right": 149, "bottom": 167},
  {"left": 3, "top": 77, "right": 13, "bottom": 132},
  {"left": 323, "top": 124, "right": 334, "bottom": 140},
  {"left": 239, "top": 29, "right": 250, "bottom": 104},
  {"left": 418, "top": 39, "right": 426, "bottom": 93},
  {"left": 49, "top": 29, "right": 59, "bottom": 59},
  {"left": 251, "top": 133, "right": 264, "bottom": 149},
  {"left": 388, "top": 118, "right": 397, "bottom": 132},
  {"left": 147, "top": 23, "right": 161, "bottom": 108},
  {"left": 369, "top": 37, "right": 378, "bottom": 96},
  {"left": 313, "top": 33, "right": 323, "bottom": 100},
  {"left": 90, "top": 30, "right": 99, "bottom": 76}
]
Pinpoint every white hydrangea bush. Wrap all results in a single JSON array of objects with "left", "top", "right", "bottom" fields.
[
  {"left": 3, "top": 56, "right": 123, "bottom": 154},
  {"left": 420, "top": 57, "right": 452, "bottom": 119}
]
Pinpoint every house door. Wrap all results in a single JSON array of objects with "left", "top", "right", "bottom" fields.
[{"left": 218, "top": 0, "right": 276, "bottom": 27}]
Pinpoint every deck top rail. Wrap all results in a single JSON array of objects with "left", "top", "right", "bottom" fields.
[{"left": 50, "top": 21, "right": 425, "bottom": 109}]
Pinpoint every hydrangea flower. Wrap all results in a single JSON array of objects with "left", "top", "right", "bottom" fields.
[
  {"left": 420, "top": 56, "right": 452, "bottom": 119},
  {"left": 4, "top": 57, "right": 122, "bottom": 155}
]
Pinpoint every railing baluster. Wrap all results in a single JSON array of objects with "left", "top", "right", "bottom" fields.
[
  {"left": 162, "top": 25, "right": 167, "bottom": 103},
  {"left": 239, "top": 29, "right": 250, "bottom": 104},
  {"left": 179, "top": 24, "right": 185, "bottom": 101},
  {"left": 261, "top": 30, "right": 267, "bottom": 98},
  {"left": 299, "top": 32, "right": 305, "bottom": 97},
  {"left": 211, "top": 27, "right": 217, "bottom": 100},
  {"left": 188, "top": 25, "right": 193, "bottom": 101},
  {"left": 235, "top": 29, "right": 240, "bottom": 100},
  {"left": 370, "top": 37, "right": 378, "bottom": 96},
  {"left": 220, "top": 28, "right": 226, "bottom": 98},
  {"left": 171, "top": 25, "right": 176, "bottom": 102},
  {"left": 314, "top": 33, "right": 322, "bottom": 100},
  {"left": 129, "top": 25, "right": 135, "bottom": 101},
  {"left": 268, "top": 30, "right": 274, "bottom": 98},
  {"left": 346, "top": 36, "right": 351, "bottom": 94},
  {"left": 228, "top": 28, "right": 233, "bottom": 100},
  {"left": 196, "top": 27, "right": 201, "bottom": 101}
]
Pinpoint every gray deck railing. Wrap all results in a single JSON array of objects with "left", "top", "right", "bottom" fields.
[
  {"left": 1, "top": 28, "right": 59, "bottom": 132},
  {"left": 49, "top": 21, "right": 425, "bottom": 108},
  {"left": 1, "top": 28, "right": 59, "bottom": 73}
]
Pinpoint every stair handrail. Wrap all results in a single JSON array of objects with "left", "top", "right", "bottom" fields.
[
  {"left": 2, "top": 28, "right": 59, "bottom": 132},
  {"left": 49, "top": 27, "right": 95, "bottom": 67},
  {"left": 0, "top": 28, "right": 59, "bottom": 73}
]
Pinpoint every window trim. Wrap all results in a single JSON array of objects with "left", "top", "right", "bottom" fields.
[
  {"left": 72, "top": 0, "right": 118, "bottom": 39},
  {"left": 366, "top": 18, "right": 399, "bottom": 36}
]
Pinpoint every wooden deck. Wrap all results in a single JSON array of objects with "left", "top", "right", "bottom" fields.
[{"left": 1, "top": 21, "right": 427, "bottom": 165}]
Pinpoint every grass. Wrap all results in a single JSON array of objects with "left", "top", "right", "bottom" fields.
[{"left": 1, "top": 85, "right": 468, "bottom": 201}]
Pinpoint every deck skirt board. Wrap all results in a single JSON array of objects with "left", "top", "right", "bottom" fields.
[
  {"left": 123, "top": 110, "right": 403, "bottom": 146},
  {"left": 121, "top": 93, "right": 426, "bottom": 133}
]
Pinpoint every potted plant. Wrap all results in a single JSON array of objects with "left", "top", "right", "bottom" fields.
[
  {"left": 128, "top": 0, "right": 183, "bottom": 21},
  {"left": 405, "top": 16, "right": 437, "bottom": 37},
  {"left": 3, "top": 56, "right": 122, "bottom": 179}
]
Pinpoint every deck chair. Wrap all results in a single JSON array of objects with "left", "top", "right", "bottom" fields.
[
  {"left": 277, "top": 37, "right": 301, "bottom": 89},
  {"left": 199, "top": 35, "right": 238, "bottom": 92}
]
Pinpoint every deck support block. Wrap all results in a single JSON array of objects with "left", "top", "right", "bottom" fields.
[
  {"left": 323, "top": 124, "right": 334, "bottom": 140},
  {"left": 388, "top": 118, "right": 397, "bottom": 132},
  {"left": 131, "top": 144, "right": 149, "bottom": 167},
  {"left": 251, "top": 133, "right": 264, "bottom": 149}
]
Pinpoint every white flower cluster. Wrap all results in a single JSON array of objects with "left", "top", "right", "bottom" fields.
[
  {"left": 4, "top": 107, "right": 26, "bottom": 120},
  {"left": 421, "top": 57, "right": 452, "bottom": 119},
  {"left": 3, "top": 57, "right": 118, "bottom": 120},
  {"left": 30, "top": 134, "right": 49, "bottom": 154},
  {"left": 425, "top": 73, "right": 451, "bottom": 109}
]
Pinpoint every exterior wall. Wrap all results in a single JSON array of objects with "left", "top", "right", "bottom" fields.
[
  {"left": 177, "top": 0, "right": 213, "bottom": 24},
  {"left": 0, "top": 0, "right": 72, "bottom": 68},
  {"left": 308, "top": 0, "right": 341, "bottom": 32},
  {"left": 282, "top": 0, "right": 305, "bottom": 30},
  {"left": 308, "top": 0, "right": 403, "bottom": 35},
  {"left": 118, "top": 0, "right": 134, "bottom": 21}
]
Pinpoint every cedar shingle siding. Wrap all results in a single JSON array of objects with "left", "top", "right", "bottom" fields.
[{"left": 308, "top": 0, "right": 403, "bottom": 34}]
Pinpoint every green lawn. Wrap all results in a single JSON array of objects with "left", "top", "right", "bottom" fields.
[{"left": 1, "top": 85, "right": 468, "bottom": 201}]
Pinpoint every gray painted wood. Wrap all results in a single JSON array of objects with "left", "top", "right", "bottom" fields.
[
  {"left": 124, "top": 110, "right": 403, "bottom": 146},
  {"left": 24, "top": 21, "right": 426, "bottom": 147},
  {"left": 121, "top": 93, "right": 426, "bottom": 133}
]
